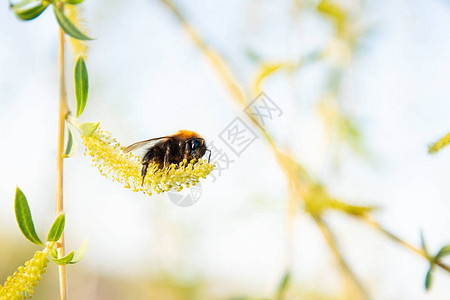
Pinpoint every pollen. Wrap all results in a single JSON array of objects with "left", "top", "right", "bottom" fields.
[
  {"left": 0, "top": 245, "right": 51, "bottom": 299},
  {"left": 81, "top": 128, "right": 215, "bottom": 195}
]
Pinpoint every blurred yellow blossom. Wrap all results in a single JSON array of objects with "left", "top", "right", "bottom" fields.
[{"left": 429, "top": 133, "right": 450, "bottom": 154}]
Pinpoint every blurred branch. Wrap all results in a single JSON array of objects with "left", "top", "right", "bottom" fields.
[
  {"left": 314, "top": 216, "right": 368, "bottom": 300},
  {"left": 361, "top": 216, "right": 450, "bottom": 273},
  {"left": 157, "top": 0, "right": 369, "bottom": 297}
]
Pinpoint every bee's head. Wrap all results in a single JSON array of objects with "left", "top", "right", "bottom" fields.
[{"left": 188, "top": 138, "right": 208, "bottom": 160}]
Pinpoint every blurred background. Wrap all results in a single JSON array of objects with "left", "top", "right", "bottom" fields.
[{"left": 1, "top": 0, "right": 450, "bottom": 299}]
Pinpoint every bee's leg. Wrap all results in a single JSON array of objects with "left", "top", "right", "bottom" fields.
[
  {"left": 183, "top": 142, "right": 190, "bottom": 162},
  {"left": 141, "top": 151, "right": 152, "bottom": 185},
  {"left": 141, "top": 161, "right": 149, "bottom": 183},
  {"left": 163, "top": 143, "right": 171, "bottom": 170}
]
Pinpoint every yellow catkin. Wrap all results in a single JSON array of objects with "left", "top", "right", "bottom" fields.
[
  {"left": 303, "top": 183, "right": 373, "bottom": 217},
  {"left": 66, "top": 4, "right": 88, "bottom": 59},
  {"left": 0, "top": 245, "right": 51, "bottom": 300},
  {"left": 82, "top": 129, "right": 215, "bottom": 195},
  {"left": 429, "top": 133, "right": 450, "bottom": 154}
]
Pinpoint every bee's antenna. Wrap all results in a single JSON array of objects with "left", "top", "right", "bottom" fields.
[{"left": 205, "top": 149, "right": 211, "bottom": 163}]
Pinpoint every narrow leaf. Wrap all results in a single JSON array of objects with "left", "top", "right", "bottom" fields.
[
  {"left": 11, "top": 1, "right": 49, "bottom": 21},
  {"left": 52, "top": 251, "right": 75, "bottom": 265},
  {"left": 70, "top": 239, "right": 88, "bottom": 264},
  {"left": 74, "top": 56, "right": 89, "bottom": 117},
  {"left": 53, "top": 4, "right": 93, "bottom": 40},
  {"left": 47, "top": 212, "right": 65, "bottom": 242},
  {"left": 51, "top": 248, "right": 58, "bottom": 260},
  {"left": 421, "top": 230, "right": 430, "bottom": 258},
  {"left": 63, "top": 125, "right": 77, "bottom": 158},
  {"left": 14, "top": 187, "right": 44, "bottom": 246},
  {"left": 436, "top": 245, "right": 450, "bottom": 260},
  {"left": 10, "top": 0, "right": 34, "bottom": 6},
  {"left": 276, "top": 271, "right": 291, "bottom": 299},
  {"left": 425, "top": 267, "right": 433, "bottom": 290},
  {"left": 79, "top": 121, "right": 99, "bottom": 137}
]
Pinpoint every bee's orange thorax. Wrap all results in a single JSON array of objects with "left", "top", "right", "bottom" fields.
[{"left": 174, "top": 130, "right": 202, "bottom": 140}]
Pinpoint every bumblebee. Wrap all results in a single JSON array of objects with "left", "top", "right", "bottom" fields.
[{"left": 124, "top": 130, "right": 210, "bottom": 181}]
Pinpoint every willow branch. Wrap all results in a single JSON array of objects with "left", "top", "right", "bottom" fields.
[
  {"left": 361, "top": 216, "right": 450, "bottom": 273},
  {"left": 156, "top": 0, "right": 368, "bottom": 297},
  {"left": 56, "top": 25, "right": 69, "bottom": 300},
  {"left": 314, "top": 216, "right": 368, "bottom": 300}
]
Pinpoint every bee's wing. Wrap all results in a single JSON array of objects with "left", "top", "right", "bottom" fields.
[{"left": 123, "top": 137, "right": 169, "bottom": 157}]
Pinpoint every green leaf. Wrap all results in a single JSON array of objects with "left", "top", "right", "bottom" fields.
[
  {"left": 46, "top": 212, "right": 65, "bottom": 242},
  {"left": 79, "top": 121, "right": 99, "bottom": 137},
  {"left": 53, "top": 4, "right": 93, "bottom": 40},
  {"left": 276, "top": 271, "right": 290, "bottom": 299},
  {"left": 74, "top": 56, "right": 89, "bottom": 117},
  {"left": 11, "top": 0, "right": 49, "bottom": 21},
  {"left": 10, "top": 0, "right": 34, "bottom": 6},
  {"left": 14, "top": 187, "right": 44, "bottom": 246},
  {"left": 52, "top": 251, "right": 74, "bottom": 265},
  {"left": 63, "top": 125, "right": 77, "bottom": 158},
  {"left": 70, "top": 239, "right": 88, "bottom": 264},
  {"left": 421, "top": 230, "right": 430, "bottom": 258},
  {"left": 51, "top": 248, "right": 58, "bottom": 260},
  {"left": 425, "top": 267, "right": 433, "bottom": 290},
  {"left": 435, "top": 245, "right": 450, "bottom": 260}
]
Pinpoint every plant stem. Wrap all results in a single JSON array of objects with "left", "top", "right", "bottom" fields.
[
  {"left": 314, "top": 216, "right": 369, "bottom": 300},
  {"left": 56, "top": 25, "right": 69, "bottom": 300},
  {"left": 361, "top": 216, "right": 450, "bottom": 273}
]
